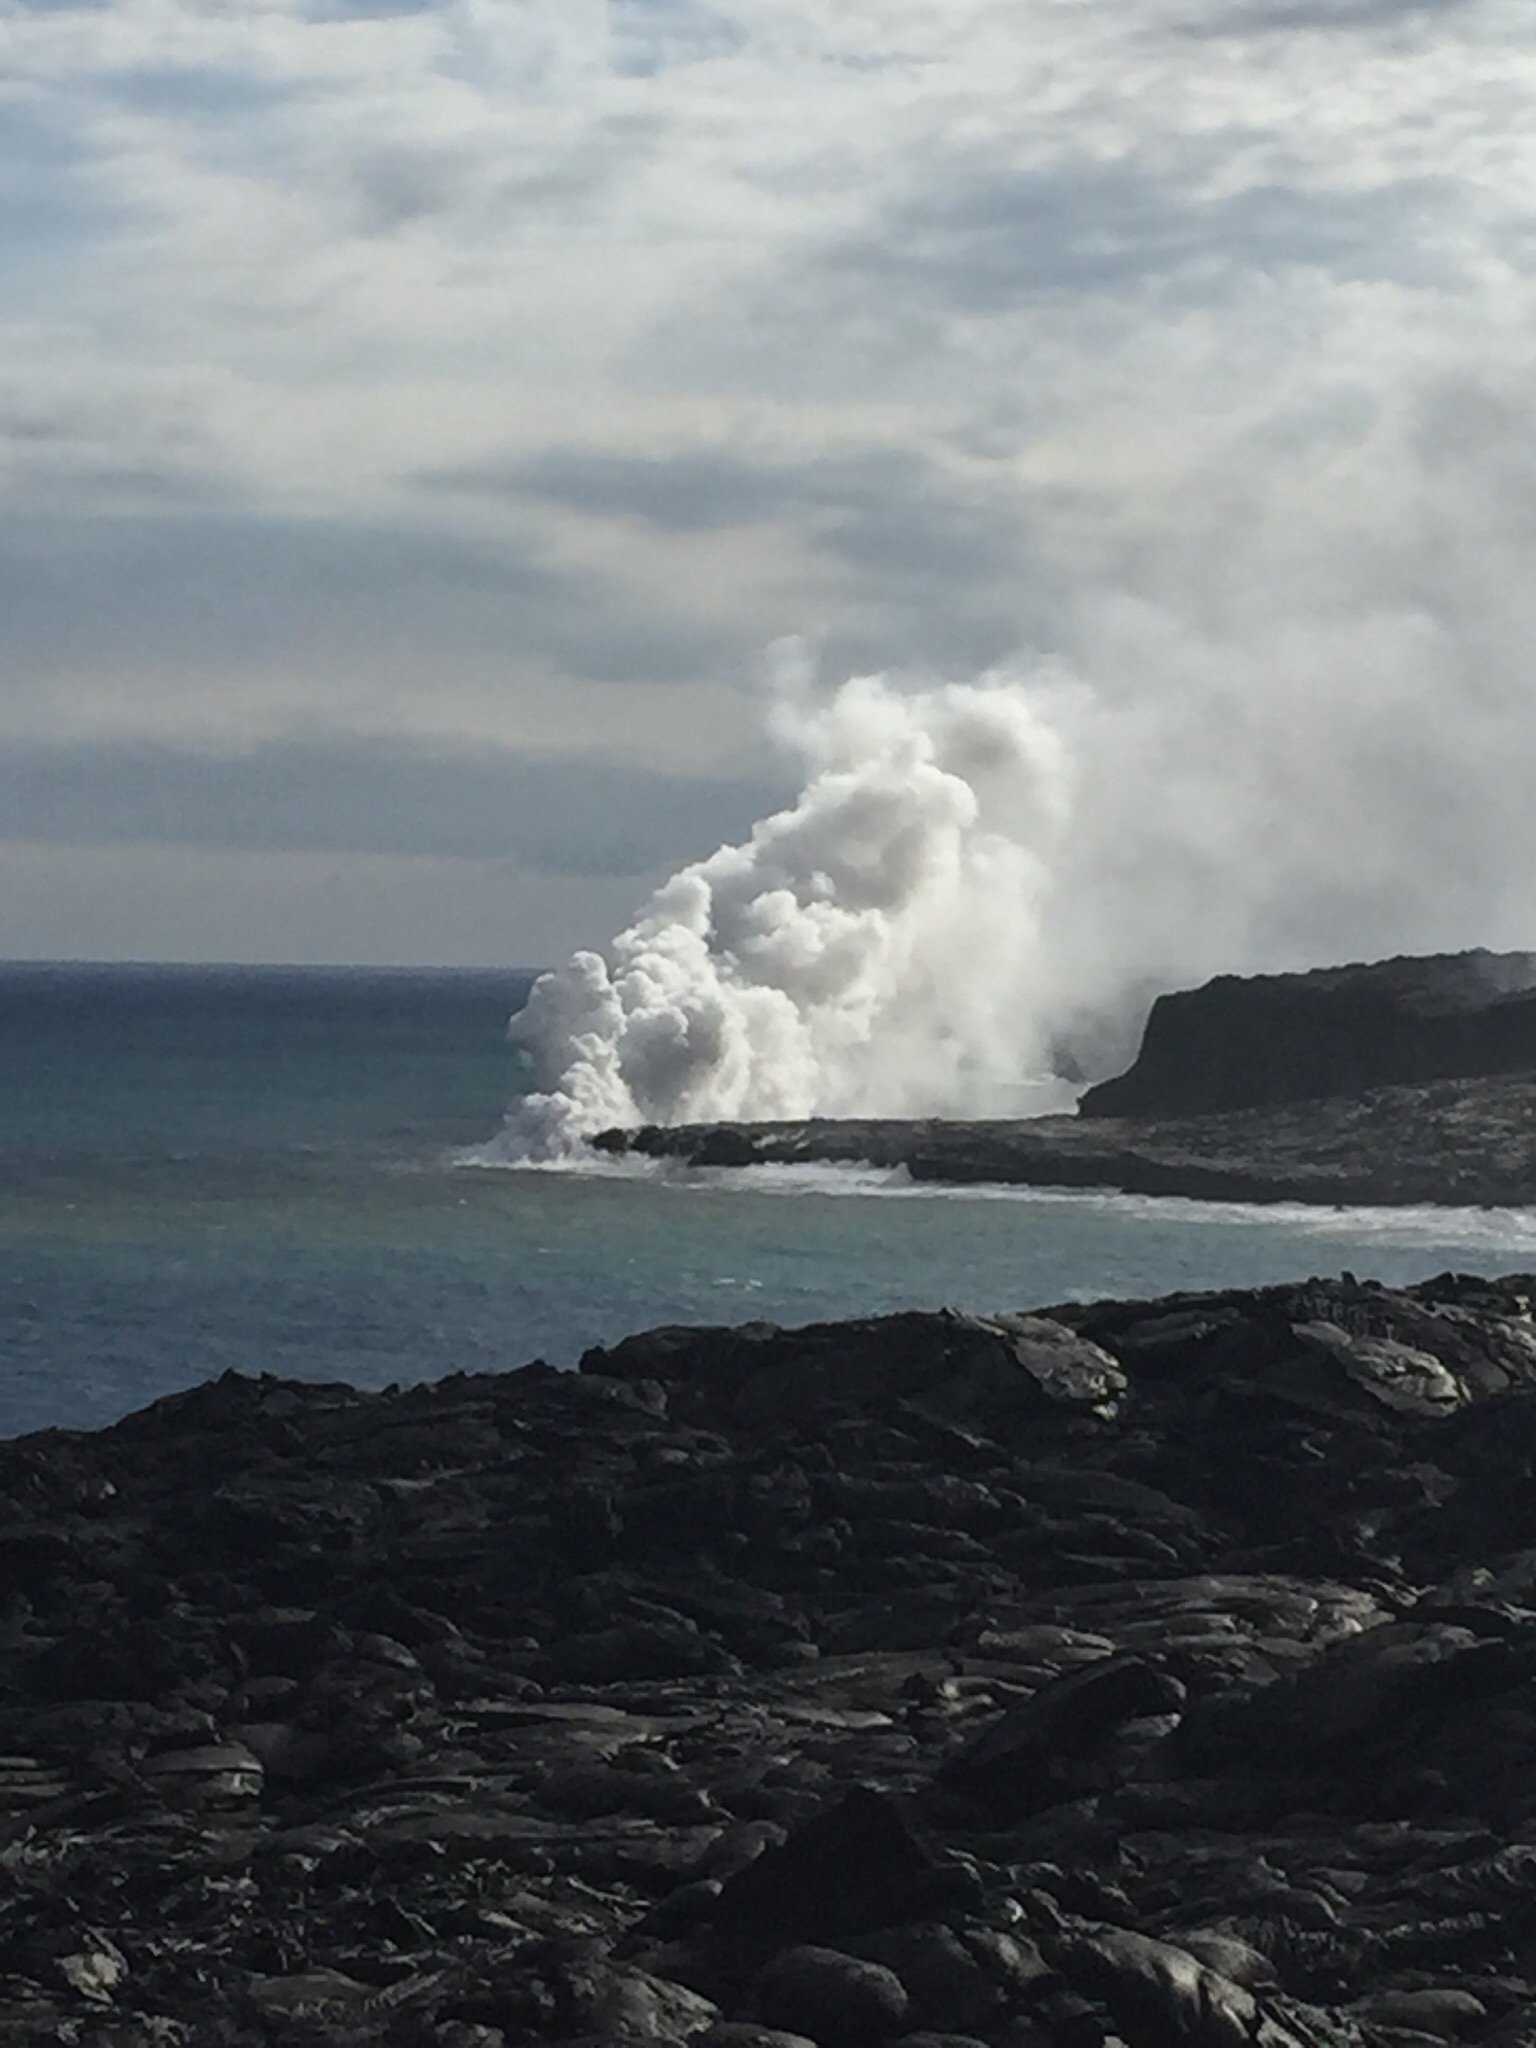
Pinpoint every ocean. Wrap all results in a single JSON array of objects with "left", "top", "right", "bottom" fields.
[{"left": 3, "top": 960, "right": 1534, "bottom": 1440}]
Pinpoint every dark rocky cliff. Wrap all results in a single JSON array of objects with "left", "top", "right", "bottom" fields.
[{"left": 1079, "top": 948, "right": 1536, "bottom": 1118}]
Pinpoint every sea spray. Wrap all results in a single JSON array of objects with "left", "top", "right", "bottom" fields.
[{"left": 496, "top": 659, "right": 1079, "bottom": 1159}]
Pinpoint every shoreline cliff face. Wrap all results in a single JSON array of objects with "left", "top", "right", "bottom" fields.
[
  {"left": 1079, "top": 950, "right": 1536, "bottom": 1119},
  {"left": 6, "top": 1276, "right": 1536, "bottom": 2042}
]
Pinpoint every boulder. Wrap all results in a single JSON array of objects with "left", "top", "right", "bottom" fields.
[
  {"left": 941, "top": 1657, "right": 1186, "bottom": 1820},
  {"left": 1056, "top": 1926, "right": 1310, "bottom": 2048},
  {"left": 756, "top": 1947, "right": 909, "bottom": 2046},
  {"left": 711, "top": 1787, "right": 957, "bottom": 1946}
]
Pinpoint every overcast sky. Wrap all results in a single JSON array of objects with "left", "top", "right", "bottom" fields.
[{"left": 4, "top": 0, "right": 1534, "bottom": 965}]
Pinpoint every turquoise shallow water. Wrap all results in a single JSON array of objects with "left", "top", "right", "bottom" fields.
[{"left": 3, "top": 961, "right": 1534, "bottom": 1439}]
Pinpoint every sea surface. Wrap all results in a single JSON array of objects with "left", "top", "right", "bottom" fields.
[{"left": 3, "top": 960, "right": 1535, "bottom": 1439}]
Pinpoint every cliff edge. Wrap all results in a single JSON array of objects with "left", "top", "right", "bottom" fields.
[{"left": 1079, "top": 948, "right": 1536, "bottom": 1118}]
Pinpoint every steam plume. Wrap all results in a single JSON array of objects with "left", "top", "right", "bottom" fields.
[
  {"left": 499, "top": 654, "right": 1078, "bottom": 1159},
  {"left": 495, "top": 577, "right": 1536, "bottom": 1163}
]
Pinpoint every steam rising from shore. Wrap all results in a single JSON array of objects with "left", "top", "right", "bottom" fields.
[
  {"left": 493, "top": 594, "right": 1536, "bottom": 1164},
  {"left": 498, "top": 657, "right": 1078, "bottom": 1159}
]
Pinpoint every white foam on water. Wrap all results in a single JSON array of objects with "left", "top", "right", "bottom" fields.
[
  {"left": 681, "top": 1160, "right": 1536, "bottom": 1250},
  {"left": 452, "top": 1139, "right": 669, "bottom": 1181},
  {"left": 457, "top": 1138, "right": 1536, "bottom": 1256}
]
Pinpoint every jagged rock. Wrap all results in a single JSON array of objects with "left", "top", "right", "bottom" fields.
[
  {"left": 564, "top": 1964, "right": 720, "bottom": 2042},
  {"left": 140, "top": 1740, "right": 265, "bottom": 1807},
  {"left": 53, "top": 1935, "right": 127, "bottom": 2005}
]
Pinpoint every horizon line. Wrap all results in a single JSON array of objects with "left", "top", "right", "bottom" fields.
[{"left": 0, "top": 956, "right": 548, "bottom": 977}]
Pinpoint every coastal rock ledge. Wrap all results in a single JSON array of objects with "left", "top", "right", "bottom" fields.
[
  {"left": 9, "top": 1276, "right": 1536, "bottom": 2042},
  {"left": 600, "top": 950, "right": 1536, "bottom": 1205}
]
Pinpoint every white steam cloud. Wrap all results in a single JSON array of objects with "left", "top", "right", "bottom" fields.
[
  {"left": 496, "top": 550, "right": 1536, "bottom": 1163},
  {"left": 498, "top": 653, "right": 1080, "bottom": 1159}
]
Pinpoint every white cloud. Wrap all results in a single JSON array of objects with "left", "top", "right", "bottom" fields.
[{"left": 3, "top": 0, "right": 1536, "bottom": 961}]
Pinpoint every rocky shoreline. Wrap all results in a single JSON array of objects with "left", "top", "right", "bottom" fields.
[
  {"left": 595, "top": 1071, "right": 1536, "bottom": 1206},
  {"left": 8, "top": 1275, "right": 1536, "bottom": 2041}
]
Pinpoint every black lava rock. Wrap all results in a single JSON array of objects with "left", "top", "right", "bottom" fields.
[{"left": 2, "top": 1274, "right": 1536, "bottom": 2044}]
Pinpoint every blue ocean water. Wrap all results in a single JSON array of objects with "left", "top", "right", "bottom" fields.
[{"left": 3, "top": 960, "right": 1534, "bottom": 1440}]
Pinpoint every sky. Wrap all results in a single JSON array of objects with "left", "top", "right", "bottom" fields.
[{"left": 4, "top": 0, "right": 1536, "bottom": 966}]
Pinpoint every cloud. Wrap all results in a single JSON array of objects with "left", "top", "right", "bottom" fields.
[
  {"left": 433, "top": 440, "right": 1027, "bottom": 588},
  {"left": 608, "top": 0, "right": 745, "bottom": 77},
  {"left": 1192, "top": 0, "right": 1470, "bottom": 33},
  {"left": 3, "top": 0, "right": 1536, "bottom": 964},
  {"left": 100, "top": 64, "right": 296, "bottom": 123},
  {"left": 425, "top": 440, "right": 1038, "bottom": 669},
  {"left": 0, "top": 500, "right": 738, "bottom": 715},
  {"left": 438, "top": 445, "right": 817, "bottom": 532},
  {"left": 0, "top": 95, "right": 136, "bottom": 280},
  {"left": 0, "top": 730, "right": 781, "bottom": 877},
  {"left": 830, "top": 161, "right": 1457, "bottom": 313},
  {"left": 0, "top": 839, "right": 634, "bottom": 969},
  {"left": 303, "top": 1, "right": 443, "bottom": 20}
]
